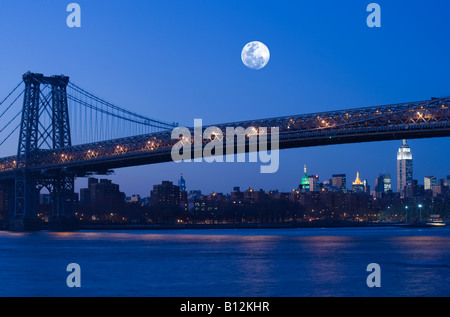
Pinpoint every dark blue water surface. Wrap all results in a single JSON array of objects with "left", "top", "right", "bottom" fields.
[{"left": 0, "top": 227, "right": 449, "bottom": 297}]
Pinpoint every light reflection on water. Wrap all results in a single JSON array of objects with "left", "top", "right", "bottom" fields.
[{"left": 0, "top": 227, "right": 449, "bottom": 297}]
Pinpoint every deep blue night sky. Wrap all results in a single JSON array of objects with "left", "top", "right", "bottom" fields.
[{"left": 0, "top": 0, "right": 449, "bottom": 196}]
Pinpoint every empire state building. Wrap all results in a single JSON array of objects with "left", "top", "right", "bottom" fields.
[{"left": 397, "top": 139, "right": 413, "bottom": 194}]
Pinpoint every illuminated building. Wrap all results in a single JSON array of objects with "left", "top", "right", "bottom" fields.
[
  {"left": 151, "top": 181, "right": 181, "bottom": 206},
  {"left": 300, "top": 165, "right": 310, "bottom": 192},
  {"left": 129, "top": 194, "right": 141, "bottom": 203},
  {"left": 424, "top": 176, "right": 436, "bottom": 191},
  {"left": 308, "top": 174, "right": 320, "bottom": 192},
  {"left": 178, "top": 173, "right": 186, "bottom": 192},
  {"left": 397, "top": 139, "right": 413, "bottom": 195},
  {"left": 375, "top": 173, "right": 391, "bottom": 198},
  {"left": 352, "top": 172, "right": 365, "bottom": 193},
  {"left": 363, "top": 179, "right": 370, "bottom": 194}
]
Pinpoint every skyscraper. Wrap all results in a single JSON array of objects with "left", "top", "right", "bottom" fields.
[
  {"left": 424, "top": 176, "right": 436, "bottom": 191},
  {"left": 308, "top": 174, "right": 320, "bottom": 192},
  {"left": 363, "top": 179, "right": 370, "bottom": 194},
  {"left": 397, "top": 139, "right": 413, "bottom": 194},
  {"left": 375, "top": 173, "right": 391, "bottom": 197},
  {"left": 352, "top": 172, "right": 365, "bottom": 193},
  {"left": 300, "top": 165, "right": 310, "bottom": 192},
  {"left": 332, "top": 174, "right": 347, "bottom": 193},
  {"left": 178, "top": 173, "right": 186, "bottom": 192}
]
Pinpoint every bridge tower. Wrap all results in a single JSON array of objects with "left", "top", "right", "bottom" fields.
[{"left": 10, "top": 72, "right": 77, "bottom": 231}]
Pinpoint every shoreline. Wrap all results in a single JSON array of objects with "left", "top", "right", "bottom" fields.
[
  {"left": 76, "top": 221, "right": 447, "bottom": 230},
  {"left": 1, "top": 220, "right": 446, "bottom": 231}
]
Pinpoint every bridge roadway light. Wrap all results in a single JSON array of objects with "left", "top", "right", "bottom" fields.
[{"left": 246, "top": 127, "right": 258, "bottom": 137}]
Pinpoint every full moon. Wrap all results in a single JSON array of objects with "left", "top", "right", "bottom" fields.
[{"left": 241, "top": 41, "right": 270, "bottom": 70}]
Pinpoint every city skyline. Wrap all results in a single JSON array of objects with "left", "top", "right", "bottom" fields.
[{"left": 74, "top": 138, "right": 449, "bottom": 198}]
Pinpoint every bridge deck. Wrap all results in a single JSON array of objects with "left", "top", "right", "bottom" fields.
[{"left": 0, "top": 96, "right": 448, "bottom": 178}]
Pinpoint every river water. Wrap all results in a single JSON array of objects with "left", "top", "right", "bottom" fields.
[{"left": 0, "top": 227, "right": 449, "bottom": 297}]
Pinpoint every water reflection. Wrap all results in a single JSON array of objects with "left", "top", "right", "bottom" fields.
[{"left": 0, "top": 228, "right": 449, "bottom": 296}]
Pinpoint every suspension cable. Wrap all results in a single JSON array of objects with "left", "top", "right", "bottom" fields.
[
  {"left": 0, "top": 80, "right": 23, "bottom": 107},
  {"left": 68, "top": 82, "right": 177, "bottom": 128}
]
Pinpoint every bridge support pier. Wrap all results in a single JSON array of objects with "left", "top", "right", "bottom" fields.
[
  {"left": 47, "top": 173, "right": 79, "bottom": 231},
  {"left": 10, "top": 72, "right": 78, "bottom": 232},
  {"left": 11, "top": 170, "right": 43, "bottom": 231}
]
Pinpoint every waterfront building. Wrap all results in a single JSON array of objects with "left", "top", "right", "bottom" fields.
[
  {"left": 90, "top": 179, "right": 125, "bottom": 211},
  {"left": 243, "top": 188, "right": 266, "bottom": 202},
  {"left": 151, "top": 181, "right": 181, "bottom": 206},
  {"left": 79, "top": 178, "right": 125, "bottom": 212}
]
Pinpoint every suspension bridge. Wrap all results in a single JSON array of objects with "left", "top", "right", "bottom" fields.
[{"left": 0, "top": 72, "right": 449, "bottom": 230}]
